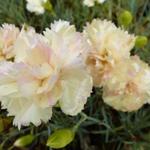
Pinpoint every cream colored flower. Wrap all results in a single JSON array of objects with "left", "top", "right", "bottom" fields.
[
  {"left": 26, "top": 0, "right": 47, "bottom": 14},
  {"left": 0, "top": 24, "right": 19, "bottom": 61},
  {"left": 0, "top": 62, "right": 53, "bottom": 129},
  {"left": 44, "top": 20, "right": 93, "bottom": 116},
  {"left": 0, "top": 20, "right": 92, "bottom": 128},
  {"left": 84, "top": 19, "right": 136, "bottom": 86},
  {"left": 102, "top": 56, "right": 150, "bottom": 112},
  {"left": 44, "top": 20, "right": 90, "bottom": 67},
  {"left": 0, "top": 28, "right": 58, "bottom": 128},
  {"left": 83, "top": 0, "right": 106, "bottom": 7}
]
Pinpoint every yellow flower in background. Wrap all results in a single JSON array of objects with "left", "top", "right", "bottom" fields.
[
  {"left": 84, "top": 19, "right": 136, "bottom": 87},
  {"left": 83, "top": 0, "right": 106, "bottom": 7},
  {"left": 0, "top": 20, "right": 93, "bottom": 128},
  {"left": 26, "top": 0, "right": 48, "bottom": 14},
  {"left": 103, "top": 56, "right": 150, "bottom": 112},
  {"left": 0, "top": 24, "right": 19, "bottom": 61}
]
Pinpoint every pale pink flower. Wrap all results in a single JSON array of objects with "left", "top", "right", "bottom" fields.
[
  {"left": 0, "top": 24, "right": 19, "bottom": 60},
  {"left": 0, "top": 62, "right": 53, "bottom": 128},
  {"left": 0, "top": 21, "right": 93, "bottom": 127}
]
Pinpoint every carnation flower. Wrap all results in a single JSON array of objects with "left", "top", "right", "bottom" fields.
[
  {"left": 0, "top": 21, "right": 92, "bottom": 128},
  {"left": 0, "top": 30, "right": 55, "bottom": 128},
  {"left": 26, "top": 0, "right": 47, "bottom": 14},
  {"left": 0, "top": 62, "right": 53, "bottom": 129},
  {"left": 84, "top": 19, "right": 136, "bottom": 86},
  {"left": 0, "top": 24, "right": 19, "bottom": 61},
  {"left": 83, "top": 0, "right": 106, "bottom": 7},
  {"left": 44, "top": 20, "right": 93, "bottom": 116},
  {"left": 102, "top": 56, "right": 150, "bottom": 112}
]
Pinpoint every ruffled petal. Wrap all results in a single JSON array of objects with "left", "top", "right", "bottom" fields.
[
  {"left": 59, "top": 67, "right": 93, "bottom": 115},
  {"left": 102, "top": 56, "right": 150, "bottom": 112},
  {"left": 44, "top": 20, "right": 90, "bottom": 68}
]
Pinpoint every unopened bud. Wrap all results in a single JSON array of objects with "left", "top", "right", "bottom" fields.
[
  {"left": 118, "top": 10, "right": 133, "bottom": 27},
  {"left": 47, "top": 128, "right": 75, "bottom": 149},
  {"left": 14, "top": 134, "right": 35, "bottom": 147},
  {"left": 135, "top": 36, "right": 148, "bottom": 48}
]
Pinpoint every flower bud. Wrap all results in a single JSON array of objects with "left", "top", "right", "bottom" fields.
[
  {"left": 135, "top": 36, "right": 148, "bottom": 48},
  {"left": 47, "top": 128, "right": 75, "bottom": 149},
  {"left": 118, "top": 10, "right": 133, "bottom": 27},
  {"left": 14, "top": 134, "right": 35, "bottom": 147}
]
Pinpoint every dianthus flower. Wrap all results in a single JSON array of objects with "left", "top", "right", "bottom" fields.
[
  {"left": 0, "top": 21, "right": 93, "bottom": 128},
  {"left": 103, "top": 56, "right": 150, "bottom": 111},
  {"left": 84, "top": 19, "right": 135, "bottom": 86}
]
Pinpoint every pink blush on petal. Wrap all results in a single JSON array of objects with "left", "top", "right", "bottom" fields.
[
  {"left": 48, "top": 97, "right": 56, "bottom": 106},
  {"left": 36, "top": 41, "right": 52, "bottom": 61}
]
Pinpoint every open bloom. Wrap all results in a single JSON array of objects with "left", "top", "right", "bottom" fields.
[
  {"left": 26, "top": 0, "right": 47, "bottom": 14},
  {"left": 102, "top": 56, "right": 150, "bottom": 112},
  {"left": 43, "top": 20, "right": 93, "bottom": 116},
  {"left": 0, "top": 24, "right": 19, "bottom": 61},
  {"left": 0, "top": 62, "right": 53, "bottom": 128},
  {"left": 84, "top": 19, "right": 136, "bottom": 86},
  {"left": 83, "top": 0, "right": 106, "bottom": 7},
  {"left": 0, "top": 20, "right": 92, "bottom": 128},
  {"left": 0, "top": 28, "right": 55, "bottom": 128}
]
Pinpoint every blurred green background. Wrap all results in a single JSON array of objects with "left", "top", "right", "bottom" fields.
[{"left": 0, "top": 0, "right": 150, "bottom": 150}]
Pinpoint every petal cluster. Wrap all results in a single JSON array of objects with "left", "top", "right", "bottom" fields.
[
  {"left": 0, "top": 19, "right": 150, "bottom": 127},
  {"left": 0, "top": 21, "right": 92, "bottom": 128},
  {"left": 26, "top": 0, "right": 47, "bottom": 14},
  {"left": 84, "top": 19, "right": 136, "bottom": 86},
  {"left": 103, "top": 56, "right": 150, "bottom": 111},
  {"left": 0, "top": 24, "right": 19, "bottom": 60},
  {"left": 84, "top": 19, "right": 150, "bottom": 111}
]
